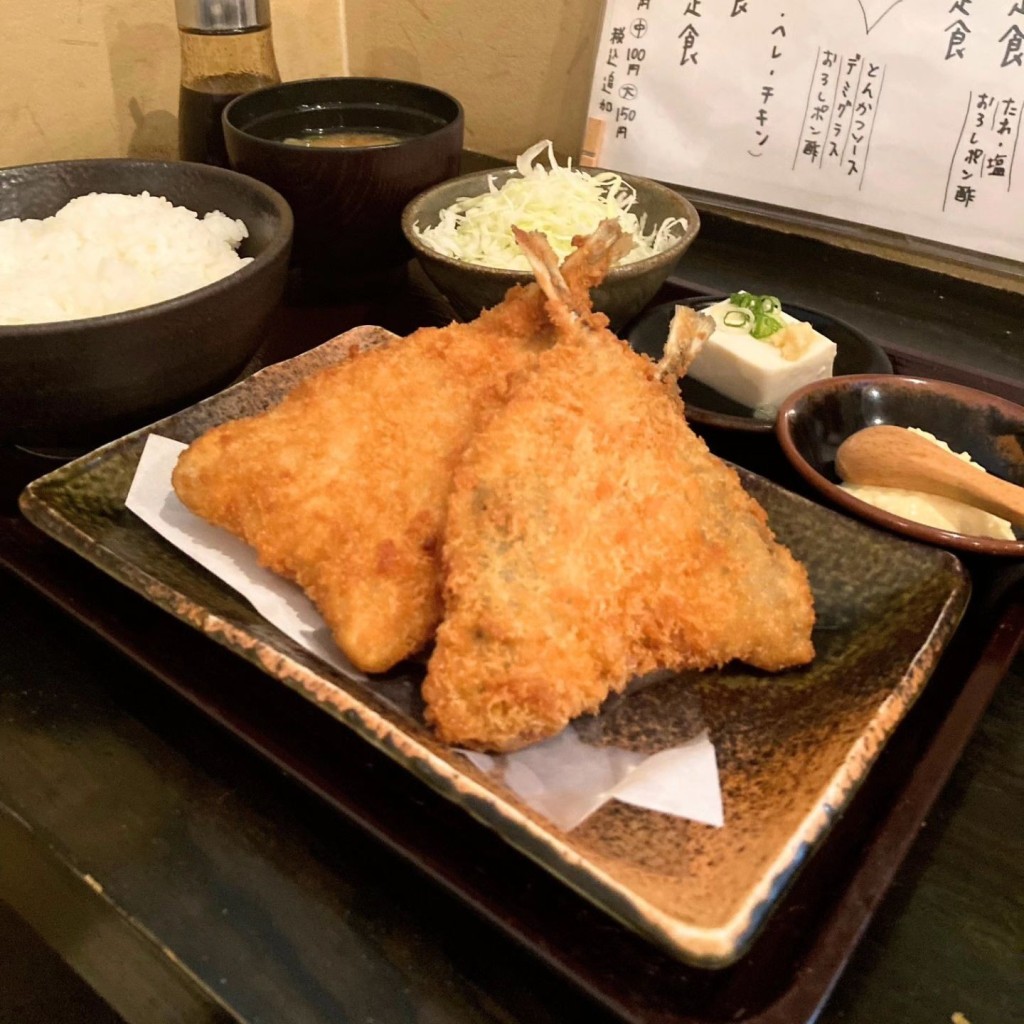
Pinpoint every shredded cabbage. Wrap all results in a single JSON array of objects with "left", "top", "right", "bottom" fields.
[{"left": 413, "top": 140, "right": 688, "bottom": 271}]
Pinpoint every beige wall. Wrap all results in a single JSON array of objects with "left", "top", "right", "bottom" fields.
[
  {"left": 345, "top": 0, "right": 603, "bottom": 162},
  {"left": 0, "top": 0, "right": 347, "bottom": 167},
  {"left": 0, "top": 0, "right": 599, "bottom": 169}
]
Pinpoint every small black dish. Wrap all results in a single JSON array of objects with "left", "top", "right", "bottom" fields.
[
  {"left": 628, "top": 296, "right": 892, "bottom": 433},
  {"left": 224, "top": 77, "right": 464, "bottom": 279}
]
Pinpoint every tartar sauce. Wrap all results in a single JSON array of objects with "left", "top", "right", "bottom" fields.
[{"left": 839, "top": 428, "right": 1016, "bottom": 541}]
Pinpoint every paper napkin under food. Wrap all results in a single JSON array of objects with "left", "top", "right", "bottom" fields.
[{"left": 127, "top": 434, "right": 724, "bottom": 832}]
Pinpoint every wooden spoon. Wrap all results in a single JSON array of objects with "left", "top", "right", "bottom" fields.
[{"left": 835, "top": 425, "right": 1024, "bottom": 528}]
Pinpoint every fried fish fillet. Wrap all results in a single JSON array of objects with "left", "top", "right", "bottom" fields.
[
  {"left": 423, "top": 230, "right": 816, "bottom": 751},
  {"left": 171, "top": 224, "right": 633, "bottom": 673}
]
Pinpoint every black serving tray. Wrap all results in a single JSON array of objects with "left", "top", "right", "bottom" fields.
[
  {"left": 1, "top": 512, "right": 1021, "bottom": 1024},
  {"left": 1, "top": 274, "right": 1022, "bottom": 1023}
]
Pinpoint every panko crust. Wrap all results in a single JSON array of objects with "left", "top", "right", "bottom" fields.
[
  {"left": 423, "top": 309, "right": 815, "bottom": 751},
  {"left": 171, "top": 229, "right": 631, "bottom": 674}
]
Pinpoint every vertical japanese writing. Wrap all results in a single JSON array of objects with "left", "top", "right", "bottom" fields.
[
  {"left": 615, "top": 8, "right": 649, "bottom": 141},
  {"left": 793, "top": 50, "right": 885, "bottom": 189},
  {"left": 945, "top": 0, "right": 972, "bottom": 61},
  {"left": 748, "top": 12, "right": 787, "bottom": 157},
  {"left": 793, "top": 47, "right": 835, "bottom": 169},
  {"left": 588, "top": 1, "right": 650, "bottom": 155},
  {"left": 583, "top": 0, "right": 1024, "bottom": 260},
  {"left": 678, "top": 0, "right": 701, "bottom": 69},
  {"left": 596, "top": 24, "right": 624, "bottom": 119},
  {"left": 1002, "top": 3, "right": 1024, "bottom": 67},
  {"left": 941, "top": 4, "right": 1024, "bottom": 210},
  {"left": 944, "top": 91, "right": 1023, "bottom": 209}
]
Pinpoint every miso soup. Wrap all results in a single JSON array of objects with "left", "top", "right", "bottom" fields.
[{"left": 280, "top": 130, "right": 404, "bottom": 149}]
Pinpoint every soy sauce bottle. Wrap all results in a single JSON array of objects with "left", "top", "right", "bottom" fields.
[{"left": 176, "top": 0, "right": 281, "bottom": 167}]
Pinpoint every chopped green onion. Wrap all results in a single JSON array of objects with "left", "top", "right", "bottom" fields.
[
  {"left": 724, "top": 290, "right": 786, "bottom": 341},
  {"left": 723, "top": 309, "right": 753, "bottom": 328},
  {"left": 751, "top": 314, "right": 783, "bottom": 339},
  {"left": 729, "top": 290, "right": 757, "bottom": 309}
]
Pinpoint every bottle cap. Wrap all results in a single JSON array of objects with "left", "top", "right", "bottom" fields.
[{"left": 175, "top": 0, "right": 271, "bottom": 31}]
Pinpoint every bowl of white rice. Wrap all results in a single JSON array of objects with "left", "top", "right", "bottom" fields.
[{"left": 0, "top": 158, "right": 292, "bottom": 447}]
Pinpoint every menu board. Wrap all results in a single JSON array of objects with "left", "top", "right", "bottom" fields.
[{"left": 582, "top": 1, "right": 1024, "bottom": 263}]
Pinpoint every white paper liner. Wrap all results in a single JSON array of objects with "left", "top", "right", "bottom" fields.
[{"left": 127, "top": 434, "right": 724, "bottom": 832}]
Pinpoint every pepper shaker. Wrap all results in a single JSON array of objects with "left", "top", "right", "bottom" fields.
[{"left": 176, "top": 0, "right": 281, "bottom": 167}]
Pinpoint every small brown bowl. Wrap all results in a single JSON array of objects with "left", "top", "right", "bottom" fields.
[
  {"left": 401, "top": 166, "right": 699, "bottom": 330},
  {"left": 776, "top": 374, "right": 1024, "bottom": 556}
]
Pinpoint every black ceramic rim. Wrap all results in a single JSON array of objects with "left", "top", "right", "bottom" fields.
[{"left": 222, "top": 76, "right": 465, "bottom": 149}]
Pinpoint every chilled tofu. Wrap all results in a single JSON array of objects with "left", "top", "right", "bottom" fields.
[{"left": 687, "top": 298, "right": 837, "bottom": 411}]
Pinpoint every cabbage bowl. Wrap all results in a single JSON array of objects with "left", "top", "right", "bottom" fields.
[{"left": 402, "top": 158, "right": 700, "bottom": 330}]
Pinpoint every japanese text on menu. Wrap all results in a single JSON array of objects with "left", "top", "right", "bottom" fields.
[{"left": 583, "top": 1, "right": 1024, "bottom": 262}]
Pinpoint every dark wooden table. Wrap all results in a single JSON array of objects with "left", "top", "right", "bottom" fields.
[{"left": 1, "top": 213, "right": 1022, "bottom": 1024}]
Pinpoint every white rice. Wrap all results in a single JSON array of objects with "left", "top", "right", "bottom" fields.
[{"left": 0, "top": 191, "right": 252, "bottom": 325}]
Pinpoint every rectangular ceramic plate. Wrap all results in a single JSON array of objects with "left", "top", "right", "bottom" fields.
[{"left": 19, "top": 327, "right": 971, "bottom": 968}]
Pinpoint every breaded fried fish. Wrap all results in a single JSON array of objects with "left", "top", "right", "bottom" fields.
[
  {"left": 171, "top": 223, "right": 633, "bottom": 673},
  {"left": 423, "top": 229, "right": 816, "bottom": 751}
]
